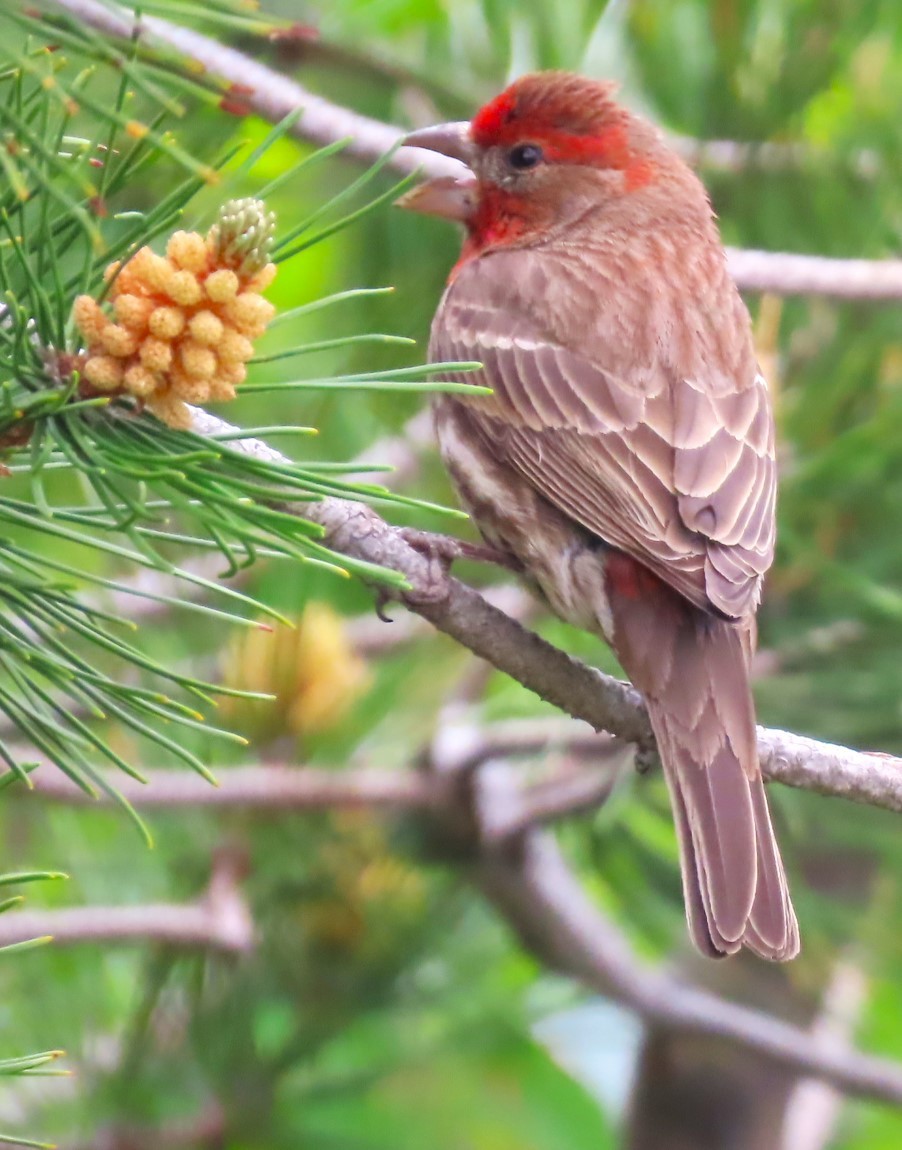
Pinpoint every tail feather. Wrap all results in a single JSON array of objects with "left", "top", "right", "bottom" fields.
[
  {"left": 606, "top": 559, "right": 799, "bottom": 960},
  {"left": 656, "top": 729, "right": 756, "bottom": 952},
  {"left": 745, "top": 780, "right": 800, "bottom": 960},
  {"left": 667, "top": 759, "right": 742, "bottom": 958}
]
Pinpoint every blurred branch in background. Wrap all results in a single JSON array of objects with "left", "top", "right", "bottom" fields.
[
  {"left": 48, "top": 0, "right": 902, "bottom": 301},
  {"left": 13, "top": 751, "right": 902, "bottom": 1108},
  {"left": 29, "top": 764, "right": 438, "bottom": 813},
  {"left": 472, "top": 830, "right": 902, "bottom": 1107},
  {"left": 781, "top": 962, "right": 869, "bottom": 1150},
  {"left": 27, "top": 710, "right": 902, "bottom": 819},
  {"left": 0, "top": 851, "right": 253, "bottom": 954}
]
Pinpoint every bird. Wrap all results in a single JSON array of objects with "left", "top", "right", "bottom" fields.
[{"left": 399, "top": 71, "right": 799, "bottom": 960}]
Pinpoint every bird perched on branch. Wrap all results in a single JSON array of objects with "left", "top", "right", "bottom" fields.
[{"left": 400, "top": 71, "right": 798, "bottom": 960}]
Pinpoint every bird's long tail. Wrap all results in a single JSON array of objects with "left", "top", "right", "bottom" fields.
[{"left": 606, "top": 558, "right": 799, "bottom": 960}]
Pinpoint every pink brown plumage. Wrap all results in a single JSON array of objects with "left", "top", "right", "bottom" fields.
[{"left": 401, "top": 71, "right": 798, "bottom": 960}]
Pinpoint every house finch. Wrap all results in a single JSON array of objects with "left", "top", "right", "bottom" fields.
[{"left": 401, "top": 72, "right": 798, "bottom": 960}]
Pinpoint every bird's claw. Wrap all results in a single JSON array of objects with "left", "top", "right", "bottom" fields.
[
  {"left": 398, "top": 528, "right": 522, "bottom": 573},
  {"left": 373, "top": 588, "right": 396, "bottom": 622}
]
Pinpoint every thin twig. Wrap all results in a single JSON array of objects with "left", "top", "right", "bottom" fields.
[
  {"left": 0, "top": 901, "right": 249, "bottom": 952},
  {"left": 781, "top": 961, "right": 870, "bottom": 1150},
  {"left": 671, "top": 136, "right": 880, "bottom": 180},
  {"left": 26, "top": 752, "right": 625, "bottom": 839},
  {"left": 27, "top": 719, "right": 902, "bottom": 821},
  {"left": 0, "top": 891, "right": 252, "bottom": 953},
  {"left": 29, "top": 764, "right": 435, "bottom": 811},
  {"left": 723, "top": 249, "right": 902, "bottom": 300},
  {"left": 0, "top": 851, "right": 253, "bottom": 952},
  {"left": 47, "top": 0, "right": 421, "bottom": 172}
]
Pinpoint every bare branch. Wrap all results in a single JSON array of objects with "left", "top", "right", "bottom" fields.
[
  {"left": 187, "top": 407, "right": 902, "bottom": 818},
  {"left": 27, "top": 716, "right": 902, "bottom": 824},
  {"left": 0, "top": 851, "right": 253, "bottom": 953},
  {"left": 472, "top": 747, "right": 630, "bottom": 844},
  {"left": 724, "top": 249, "right": 902, "bottom": 300},
  {"left": 27, "top": 755, "right": 626, "bottom": 845},
  {"left": 0, "top": 893, "right": 252, "bottom": 954},
  {"left": 49, "top": 0, "right": 429, "bottom": 174},
  {"left": 473, "top": 828, "right": 902, "bottom": 1107},
  {"left": 672, "top": 136, "right": 880, "bottom": 180},
  {"left": 759, "top": 728, "right": 902, "bottom": 814},
  {"left": 49, "top": 0, "right": 902, "bottom": 300},
  {"left": 448, "top": 715, "right": 613, "bottom": 770},
  {"left": 0, "top": 901, "right": 248, "bottom": 952},
  {"left": 29, "top": 764, "right": 435, "bottom": 811}
]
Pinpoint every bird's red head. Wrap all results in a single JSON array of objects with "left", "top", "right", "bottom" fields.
[
  {"left": 400, "top": 72, "right": 670, "bottom": 268},
  {"left": 469, "top": 73, "right": 652, "bottom": 184}
]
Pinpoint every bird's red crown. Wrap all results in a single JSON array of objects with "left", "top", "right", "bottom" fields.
[{"left": 471, "top": 72, "right": 653, "bottom": 188}]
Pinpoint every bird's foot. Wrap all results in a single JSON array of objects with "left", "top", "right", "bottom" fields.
[
  {"left": 373, "top": 530, "right": 521, "bottom": 620},
  {"left": 398, "top": 528, "right": 523, "bottom": 574}
]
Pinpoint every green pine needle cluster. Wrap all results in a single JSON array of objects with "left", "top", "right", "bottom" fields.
[{"left": 0, "top": 13, "right": 477, "bottom": 798}]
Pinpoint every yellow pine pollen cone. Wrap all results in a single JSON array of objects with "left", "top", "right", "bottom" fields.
[
  {"left": 72, "top": 201, "right": 277, "bottom": 429},
  {"left": 221, "top": 603, "right": 370, "bottom": 741}
]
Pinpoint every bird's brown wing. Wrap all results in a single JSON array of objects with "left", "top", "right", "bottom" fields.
[{"left": 432, "top": 276, "right": 775, "bottom": 619}]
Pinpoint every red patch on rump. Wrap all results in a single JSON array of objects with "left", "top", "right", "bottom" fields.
[
  {"left": 625, "top": 159, "right": 654, "bottom": 191},
  {"left": 605, "top": 551, "right": 661, "bottom": 602}
]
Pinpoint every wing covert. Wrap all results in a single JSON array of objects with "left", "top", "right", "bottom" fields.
[{"left": 431, "top": 275, "right": 775, "bottom": 618}]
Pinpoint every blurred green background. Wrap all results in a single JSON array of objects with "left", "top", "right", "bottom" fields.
[{"left": 3, "top": 1, "right": 902, "bottom": 1147}]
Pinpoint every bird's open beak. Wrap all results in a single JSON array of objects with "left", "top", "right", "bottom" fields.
[
  {"left": 395, "top": 174, "right": 477, "bottom": 222},
  {"left": 402, "top": 122, "right": 473, "bottom": 165},
  {"left": 397, "top": 122, "right": 477, "bottom": 222}
]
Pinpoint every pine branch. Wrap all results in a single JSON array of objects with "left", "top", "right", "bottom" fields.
[
  {"left": 185, "top": 407, "right": 902, "bottom": 816},
  {"left": 0, "top": 901, "right": 250, "bottom": 952},
  {"left": 0, "top": 40, "right": 480, "bottom": 787},
  {"left": 30, "top": 764, "right": 436, "bottom": 811}
]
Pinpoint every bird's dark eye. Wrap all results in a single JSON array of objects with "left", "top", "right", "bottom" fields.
[{"left": 507, "top": 143, "right": 544, "bottom": 170}]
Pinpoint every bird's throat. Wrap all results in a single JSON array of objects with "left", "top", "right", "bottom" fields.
[{"left": 452, "top": 185, "right": 543, "bottom": 278}]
